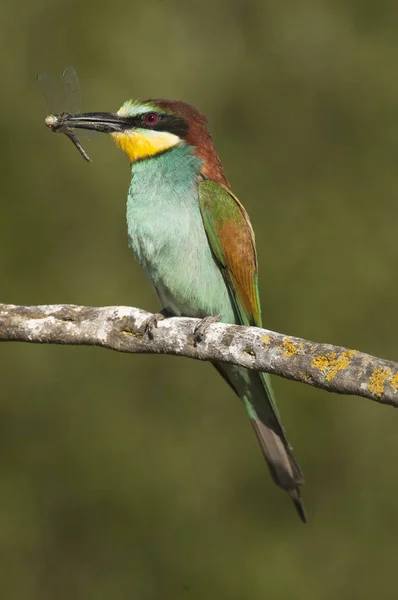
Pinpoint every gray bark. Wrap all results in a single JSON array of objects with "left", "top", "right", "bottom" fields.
[{"left": 0, "top": 303, "right": 397, "bottom": 406}]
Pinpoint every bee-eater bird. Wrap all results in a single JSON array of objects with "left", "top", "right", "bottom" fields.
[{"left": 54, "top": 100, "right": 306, "bottom": 522}]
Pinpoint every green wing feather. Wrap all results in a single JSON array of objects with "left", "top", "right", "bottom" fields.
[
  {"left": 199, "top": 179, "right": 306, "bottom": 522},
  {"left": 198, "top": 179, "right": 262, "bottom": 328},
  {"left": 198, "top": 178, "right": 279, "bottom": 410}
]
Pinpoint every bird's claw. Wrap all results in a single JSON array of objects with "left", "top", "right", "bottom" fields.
[
  {"left": 141, "top": 312, "right": 166, "bottom": 339},
  {"left": 193, "top": 314, "right": 222, "bottom": 347}
]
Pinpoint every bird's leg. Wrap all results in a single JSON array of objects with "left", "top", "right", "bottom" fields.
[
  {"left": 193, "top": 314, "right": 222, "bottom": 347},
  {"left": 140, "top": 308, "right": 172, "bottom": 340}
]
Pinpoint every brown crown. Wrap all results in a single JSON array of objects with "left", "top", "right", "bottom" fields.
[{"left": 149, "top": 99, "right": 229, "bottom": 187}]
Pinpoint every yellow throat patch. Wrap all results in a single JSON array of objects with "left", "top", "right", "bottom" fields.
[{"left": 111, "top": 129, "right": 180, "bottom": 162}]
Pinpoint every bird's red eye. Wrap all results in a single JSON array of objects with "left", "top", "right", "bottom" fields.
[{"left": 145, "top": 113, "right": 158, "bottom": 125}]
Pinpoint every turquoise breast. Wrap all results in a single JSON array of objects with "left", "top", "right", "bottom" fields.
[{"left": 126, "top": 144, "right": 235, "bottom": 323}]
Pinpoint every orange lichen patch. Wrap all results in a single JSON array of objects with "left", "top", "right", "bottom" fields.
[
  {"left": 312, "top": 350, "right": 357, "bottom": 382},
  {"left": 368, "top": 368, "right": 391, "bottom": 397},
  {"left": 390, "top": 372, "right": 398, "bottom": 391},
  {"left": 262, "top": 334, "right": 271, "bottom": 346}
]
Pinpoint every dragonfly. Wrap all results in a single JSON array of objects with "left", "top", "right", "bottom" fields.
[{"left": 37, "top": 66, "right": 91, "bottom": 162}]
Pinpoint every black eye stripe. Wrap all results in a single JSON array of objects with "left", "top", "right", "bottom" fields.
[
  {"left": 123, "top": 113, "right": 189, "bottom": 138},
  {"left": 152, "top": 115, "right": 188, "bottom": 138}
]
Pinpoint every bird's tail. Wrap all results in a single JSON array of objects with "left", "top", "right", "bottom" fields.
[
  {"left": 214, "top": 362, "right": 306, "bottom": 523},
  {"left": 246, "top": 389, "right": 306, "bottom": 523}
]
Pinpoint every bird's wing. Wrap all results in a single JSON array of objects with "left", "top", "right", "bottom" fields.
[
  {"left": 198, "top": 179, "right": 262, "bottom": 327},
  {"left": 199, "top": 180, "right": 306, "bottom": 521}
]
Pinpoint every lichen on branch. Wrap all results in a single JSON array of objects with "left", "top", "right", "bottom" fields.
[{"left": 0, "top": 303, "right": 397, "bottom": 406}]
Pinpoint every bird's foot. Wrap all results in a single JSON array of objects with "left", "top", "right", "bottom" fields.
[
  {"left": 193, "top": 314, "right": 222, "bottom": 347},
  {"left": 140, "top": 310, "right": 169, "bottom": 340}
]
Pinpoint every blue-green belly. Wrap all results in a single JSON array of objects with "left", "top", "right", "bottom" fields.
[{"left": 126, "top": 145, "right": 235, "bottom": 323}]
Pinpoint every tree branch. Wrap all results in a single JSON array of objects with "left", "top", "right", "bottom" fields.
[{"left": 0, "top": 303, "right": 397, "bottom": 406}]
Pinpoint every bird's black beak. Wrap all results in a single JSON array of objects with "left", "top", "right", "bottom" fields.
[{"left": 50, "top": 112, "right": 129, "bottom": 134}]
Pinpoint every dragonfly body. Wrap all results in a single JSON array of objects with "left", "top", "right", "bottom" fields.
[{"left": 45, "top": 112, "right": 91, "bottom": 162}]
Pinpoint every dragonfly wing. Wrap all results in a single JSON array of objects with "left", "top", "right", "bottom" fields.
[
  {"left": 62, "top": 66, "right": 82, "bottom": 114},
  {"left": 37, "top": 71, "right": 62, "bottom": 114}
]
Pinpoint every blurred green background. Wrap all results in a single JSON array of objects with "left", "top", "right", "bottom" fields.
[{"left": 1, "top": 0, "right": 398, "bottom": 598}]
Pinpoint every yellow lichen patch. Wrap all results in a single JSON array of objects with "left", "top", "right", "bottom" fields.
[
  {"left": 282, "top": 338, "right": 304, "bottom": 357},
  {"left": 312, "top": 350, "right": 357, "bottom": 382},
  {"left": 368, "top": 368, "right": 391, "bottom": 397},
  {"left": 121, "top": 327, "right": 133, "bottom": 335},
  {"left": 312, "top": 353, "right": 334, "bottom": 370},
  {"left": 282, "top": 338, "right": 298, "bottom": 357},
  {"left": 262, "top": 334, "right": 271, "bottom": 346},
  {"left": 243, "top": 349, "right": 256, "bottom": 358},
  {"left": 390, "top": 372, "right": 398, "bottom": 391},
  {"left": 121, "top": 327, "right": 143, "bottom": 338}
]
